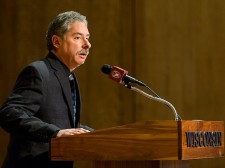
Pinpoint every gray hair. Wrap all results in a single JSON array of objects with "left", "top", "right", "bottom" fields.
[{"left": 46, "top": 11, "right": 88, "bottom": 51}]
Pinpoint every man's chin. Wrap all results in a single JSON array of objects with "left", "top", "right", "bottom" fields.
[{"left": 77, "top": 60, "right": 86, "bottom": 66}]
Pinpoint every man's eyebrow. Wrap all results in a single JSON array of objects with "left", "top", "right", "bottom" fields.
[{"left": 72, "top": 32, "right": 90, "bottom": 37}]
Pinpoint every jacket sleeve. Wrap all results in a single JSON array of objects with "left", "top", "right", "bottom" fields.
[
  {"left": 0, "top": 65, "right": 60, "bottom": 142},
  {"left": 80, "top": 124, "right": 94, "bottom": 132}
]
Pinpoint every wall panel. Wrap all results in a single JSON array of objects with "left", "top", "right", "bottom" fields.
[{"left": 135, "top": 0, "right": 225, "bottom": 167}]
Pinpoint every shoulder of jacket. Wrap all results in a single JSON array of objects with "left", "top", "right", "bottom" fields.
[{"left": 27, "top": 59, "right": 50, "bottom": 78}]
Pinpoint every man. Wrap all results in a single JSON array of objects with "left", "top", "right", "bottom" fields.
[{"left": 0, "top": 11, "right": 93, "bottom": 168}]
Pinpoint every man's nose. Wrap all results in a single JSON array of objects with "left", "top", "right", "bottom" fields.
[{"left": 83, "top": 39, "right": 91, "bottom": 49}]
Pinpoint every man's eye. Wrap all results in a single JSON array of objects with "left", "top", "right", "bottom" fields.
[{"left": 74, "top": 36, "right": 81, "bottom": 39}]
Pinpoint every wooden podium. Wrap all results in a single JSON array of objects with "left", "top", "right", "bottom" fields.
[{"left": 50, "top": 120, "right": 224, "bottom": 168}]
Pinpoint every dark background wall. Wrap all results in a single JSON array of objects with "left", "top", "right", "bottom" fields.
[{"left": 0, "top": 0, "right": 225, "bottom": 167}]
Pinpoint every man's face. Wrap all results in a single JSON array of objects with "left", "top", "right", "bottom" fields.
[{"left": 55, "top": 21, "right": 91, "bottom": 71}]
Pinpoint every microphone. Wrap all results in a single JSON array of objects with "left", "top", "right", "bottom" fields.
[
  {"left": 101, "top": 64, "right": 182, "bottom": 121},
  {"left": 101, "top": 64, "right": 146, "bottom": 87}
]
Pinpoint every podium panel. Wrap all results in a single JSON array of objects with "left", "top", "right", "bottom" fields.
[{"left": 180, "top": 120, "right": 224, "bottom": 160}]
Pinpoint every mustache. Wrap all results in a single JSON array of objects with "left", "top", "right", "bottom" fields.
[{"left": 78, "top": 49, "right": 89, "bottom": 55}]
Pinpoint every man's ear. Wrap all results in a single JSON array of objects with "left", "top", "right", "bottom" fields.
[{"left": 52, "top": 35, "right": 61, "bottom": 48}]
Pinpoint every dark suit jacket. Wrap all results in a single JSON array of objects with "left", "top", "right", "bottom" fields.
[{"left": 0, "top": 52, "right": 89, "bottom": 168}]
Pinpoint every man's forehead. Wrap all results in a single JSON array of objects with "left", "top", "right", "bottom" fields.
[{"left": 68, "top": 22, "right": 90, "bottom": 35}]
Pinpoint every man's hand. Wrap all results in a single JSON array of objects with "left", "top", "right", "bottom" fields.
[{"left": 56, "top": 128, "right": 90, "bottom": 137}]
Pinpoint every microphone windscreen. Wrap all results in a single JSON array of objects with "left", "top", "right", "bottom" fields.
[{"left": 101, "top": 64, "right": 112, "bottom": 74}]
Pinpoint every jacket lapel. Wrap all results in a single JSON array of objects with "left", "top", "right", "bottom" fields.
[{"left": 46, "top": 53, "right": 75, "bottom": 127}]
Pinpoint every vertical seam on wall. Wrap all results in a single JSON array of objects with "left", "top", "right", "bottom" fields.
[{"left": 131, "top": 0, "right": 137, "bottom": 122}]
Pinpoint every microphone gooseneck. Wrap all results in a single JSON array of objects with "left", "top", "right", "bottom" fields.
[{"left": 127, "top": 84, "right": 182, "bottom": 121}]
